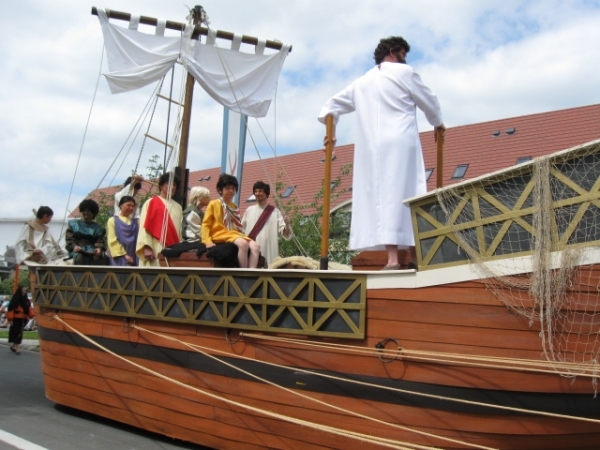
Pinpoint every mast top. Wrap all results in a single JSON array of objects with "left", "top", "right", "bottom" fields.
[{"left": 91, "top": 6, "right": 291, "bottom": 52}]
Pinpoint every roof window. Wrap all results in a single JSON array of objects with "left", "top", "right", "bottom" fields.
[
  {"left": 506, "top": 127, "right": 516, "bottom": 135},
  {"left": 281, "top": 186, "right": 296, "bottom": 198},
  {"left": 247, "top": 194, "right": 256, "bottom": 202},
  {"left": 491, "top": 130, "right": 500, "bottom": 137},
  {"left": 451, "top": 164, "right": 469, "bottom": 179},
  {"left": 516, "top": 156, "right": 531, "bottom": 164},
  {"left": 425, "top": 168, "right": 434, "bottom": 181}
]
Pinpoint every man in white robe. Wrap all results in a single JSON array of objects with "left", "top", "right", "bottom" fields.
[
  {"left": 136, "top": 173, "right": 182, "bottom": 267},
  {"left": 318, "top": 36, "right": 445, "bottom": 270},
  {"left": 15, "top": 206, "right": 65, "bottom": 265},
  {"left": 242, "top": 181, "right": 292, "bottom": 266}
]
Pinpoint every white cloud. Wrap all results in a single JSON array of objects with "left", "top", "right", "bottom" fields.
[{"left": 1, "top": 0, "right": 600, "bottom": 220}]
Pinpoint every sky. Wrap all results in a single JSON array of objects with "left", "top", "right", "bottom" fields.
[{"left": 1, "top": 0, "right": 600, "bottom": 221}]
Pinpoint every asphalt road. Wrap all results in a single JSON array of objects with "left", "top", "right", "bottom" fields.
[{"left": 0, "top": 343, "right": 210, "bottom": 450}]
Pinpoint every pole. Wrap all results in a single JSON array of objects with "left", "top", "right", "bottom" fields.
[
  {"left": 436, "top": 128, "right": 445, "bottom": 189},
  {"left": 175, "top": 6, "right": 202, "bottom": 207},
  {"left": 320, "top": 115, "right": 335, "bottom": 271}
]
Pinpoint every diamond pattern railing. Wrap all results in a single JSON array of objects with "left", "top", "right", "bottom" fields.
[
  {"left": 35, "top": 266, "right": 366, "bottom": 339},
  {"left": 410, "top": 141, "right": 600, "bottom": 270}
]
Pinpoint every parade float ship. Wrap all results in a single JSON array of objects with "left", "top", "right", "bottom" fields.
[{"left": 33, "top": 6, "right": 600, "bottom": 450}]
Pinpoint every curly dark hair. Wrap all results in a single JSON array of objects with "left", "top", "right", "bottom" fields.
[
  {"left": 252, "top": 181, "right": 270, "bottom": 197},
  {"left": 216, "top": 173, "right": 239, "bottom": 194},
  {"left": 373, "top": 36, "right": 410, "bottom": 64},
  {"left": 78, "top": 199, "right": 99, "bottom": 217},
  {"left": 36, "top": 206, "right": 54, "bottom": 219}
]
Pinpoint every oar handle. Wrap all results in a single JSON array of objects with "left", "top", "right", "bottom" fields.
[
  {"left": 320, "top": 115, "right": 335, "bottom": 270},
  {"left": 436, "top": 128, "right": 444, "bottom": 189}
]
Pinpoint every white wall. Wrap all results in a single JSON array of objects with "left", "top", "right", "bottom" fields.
[{"left": 0, "top": 217, "right": 68, "bottom": 261}]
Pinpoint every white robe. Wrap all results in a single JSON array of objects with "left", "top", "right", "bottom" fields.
[
  {"left": 318, "top": 62, "right": 443, "bottom": 250},
  {"left": 15, "top": 220, "right": 65, "bottom": 264},
  {"left": 242, "top": 204, "right": 292, "bottom": 265}
]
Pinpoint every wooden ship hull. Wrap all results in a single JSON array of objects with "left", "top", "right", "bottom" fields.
[
  {"left": 34, "top": 138, "right": 600, "bottom": 449},
  {"left": 34, "top": 262, "right": 600, "bottom": 450}
]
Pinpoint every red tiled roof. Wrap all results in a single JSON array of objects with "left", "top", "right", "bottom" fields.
[
  {"left": 91, "top": 103, "right": 600, "bottom": 215},
  {"left": 424, "top": 103, "right": 600, "bottom": 188}
]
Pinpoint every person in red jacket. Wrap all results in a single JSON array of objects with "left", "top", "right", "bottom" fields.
[{"left": 7, "top": 286, "right": 34, "bottom": 355}]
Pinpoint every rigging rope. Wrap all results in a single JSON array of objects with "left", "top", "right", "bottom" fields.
[{"left": 61, "top": 46, "right": 105, "bottom": 238}]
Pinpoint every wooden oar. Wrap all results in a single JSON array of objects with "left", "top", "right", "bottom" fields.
[
  {"left": 436, "top": 128, "right": 445, "bottom": 189},
  {"left": 320, "top": 115, "right": 335, "bottom": 270}
]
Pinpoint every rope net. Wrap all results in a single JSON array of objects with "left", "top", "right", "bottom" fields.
[{"left": 429, "top": 140, "right": 600, "bottom": 382}]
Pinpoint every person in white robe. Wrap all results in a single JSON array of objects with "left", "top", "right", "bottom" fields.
[
  {"left": 15, "top": 206, "right": 65, "bottom": 265},
  {"left": 136, "top": 173, "right": 183, "bottom": 267},
  {"left": 242, "top": 181, "right": 292, "bottom": 266},
  {"left": 318, "top": 36, "right": 445, "bottom": 270},
  {"left": 114, "top": 175, "right": 144, "bottom": 217}
]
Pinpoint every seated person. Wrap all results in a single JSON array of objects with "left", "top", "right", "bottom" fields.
[
  {"left": 66, "top": 199, "right": 108, "bottom": 265},
  {"left": 201, "top": 174, "right": 260, "bottom": 268},
  {"left": 107, "top": 195, "right": 139, "bottom": 266},
  {"left": 182, "top": 186, "right": 211, "bottom": 243},
  {"left": 15, "top": 206, "right": 65, "bottom": 265},
  {"left": 136, "top": 172, "right": 183, "bottom": 267}
]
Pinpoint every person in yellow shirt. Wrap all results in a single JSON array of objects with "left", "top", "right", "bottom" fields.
[{"left": 201, "top": 174, "right": 260, "bottom": 268}]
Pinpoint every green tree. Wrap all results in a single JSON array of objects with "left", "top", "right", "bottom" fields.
[
  {"left": 277, "top": 163, "right": 357, "bottom": 265},
  {"left": 0, "top": 270, "right": 30, "bottom": 294}
]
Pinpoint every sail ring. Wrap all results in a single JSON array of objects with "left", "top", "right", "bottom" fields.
[
  {"left": 225, "top": 328, "right": 242, "bottom": 344},
  {"left": 375, "top": 337, "right": 401, "bottom": 363}
]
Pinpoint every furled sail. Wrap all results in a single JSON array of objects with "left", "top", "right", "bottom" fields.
[{"left": 97, "top": 9, "right": 290, "bottom": 118}]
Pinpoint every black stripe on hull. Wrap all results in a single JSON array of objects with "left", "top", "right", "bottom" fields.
[{"left": 38, "top": 326, "right": 600, "bottom": 418}]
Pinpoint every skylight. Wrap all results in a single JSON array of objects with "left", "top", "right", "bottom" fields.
[
  {"left": 247, "top": 194, "right": 256, "bottom": 202},
  {"left": 425, "top": 168, "right": 434, "bottom": 181},
  {"left": 451, "top": 164, "right": 469, "bottom": 179},
  {"left": 281, "top": 186, "right": 295, "bottom": 198},
  {"left": 506, "top": 127, "right": 516, "bottom": 135},
  {"left": 516, "top": 156, "right": 531, "bottom": 164}
]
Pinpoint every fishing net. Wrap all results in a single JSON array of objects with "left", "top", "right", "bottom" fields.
[{"left": 419, "top": 140, "right": 600, "bottom": 381}]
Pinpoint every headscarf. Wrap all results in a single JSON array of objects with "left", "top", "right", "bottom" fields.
[{"left": 8, "top": 285, "right": 30, "bottom": 315}]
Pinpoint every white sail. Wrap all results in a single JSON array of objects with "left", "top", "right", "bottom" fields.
[{"left": 97, "top": 9, "right": 290, "bottom": 118}]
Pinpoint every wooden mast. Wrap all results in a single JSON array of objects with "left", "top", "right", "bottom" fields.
[{"left": 175, "top": 6, "right": 203, "bottom": 207}]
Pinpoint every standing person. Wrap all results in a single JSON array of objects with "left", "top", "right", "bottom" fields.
[
  {"left": 182, "top": 186, "right": 211, "bottom": 243},
  {"left": 6, "top": 286, "right": 34, "bottom": 355},
  {"left": 14, "top": 206, "right": 65, "bottom": 265},
  {"left": 107, "top": 195, "right": 139, "bottom": 266},
  {"left": 201, "top": 174, "right": 260, "bottom": 268},
  {"left": 242, "top": 181, "right": 292, "bottom": 266},
  {"left": 114, "top": 175, "right": 144, "bottom": 217},
  {"left": 136, "top": 172, "right": 183, "bottom": 267},
  {"left": 66, "top": 199, "right": 108, "bottom": 265},
  {"left": 318, "top": 36, "right": 445, "bottom": 270}
]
